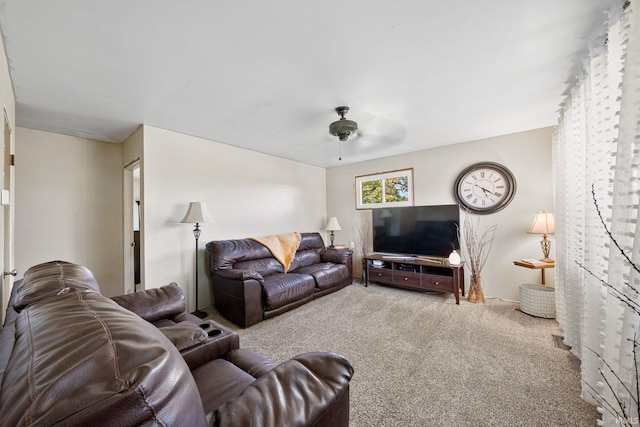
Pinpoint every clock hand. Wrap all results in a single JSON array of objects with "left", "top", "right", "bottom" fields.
[{"left": 474, "top": 184, "right": 491, "bottom": 196}]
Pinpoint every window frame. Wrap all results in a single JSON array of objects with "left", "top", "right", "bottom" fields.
[{"left": 354, "top": 168, "right": 414, "bottom": 210}]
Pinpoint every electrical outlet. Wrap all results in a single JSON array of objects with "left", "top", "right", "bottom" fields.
[{"left": 350, "top": 241, "right": 355, "bottom": 249}]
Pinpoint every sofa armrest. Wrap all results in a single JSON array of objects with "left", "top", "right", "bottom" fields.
[
  {"left": 158, "top": 321, "right": 208, "bottom": 352},
  {"left": 227, "top": 349, "right": 277, "bottom": 377},
  {"left": 212, "top": 352, "right": 354, "bottom": 427},
  {"left": 214, "top": 268, "right": 264, "bottom": 284},
  {"left": 209, "top": 274, "right": 263, "bottom": 328},
  {"left": 321, "top": 249, "right": 352, "bottom": 265},
  {"left": 111, "top": 283, "right": 185, "bottom": 322},
  {"left": 180, "top": 323, "right": 240, "bottom": 370}
]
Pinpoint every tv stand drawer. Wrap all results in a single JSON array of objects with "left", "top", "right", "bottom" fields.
[
  {"left": 370, "top": 268, "right": 393, "bottom": 283},
  {"left": 393, "top": 271, "right": 421, "bottom": 288},
  {"left": 422, "top": 275, "right": 453, "bottom": 291}
]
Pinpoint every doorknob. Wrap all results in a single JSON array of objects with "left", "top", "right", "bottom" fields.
[{"left": 4, "top": 269, "right": 17, "bottom": 277}]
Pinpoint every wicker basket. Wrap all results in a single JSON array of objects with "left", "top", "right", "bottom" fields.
[{"left": 519, "top": 284, "right": 556, "bottom": 318}]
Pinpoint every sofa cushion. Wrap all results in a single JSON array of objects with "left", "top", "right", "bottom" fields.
[
  {"left": 262, "top": 273, "right": 316, "bottom": 310},
  {"left": 13, "top": 260, "right": 100, "bottom": 310},
  {"left": 292, "top": 263, "right": 351, "bottom": 290}
]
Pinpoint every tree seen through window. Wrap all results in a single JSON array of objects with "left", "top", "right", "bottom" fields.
[{"left": 361, "top": 176, "right": 409, "bottom": 205}]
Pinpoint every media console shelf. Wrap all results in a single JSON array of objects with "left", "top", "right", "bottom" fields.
[{"left": 364, "top": 254, "right": 465, "bottom": 304}]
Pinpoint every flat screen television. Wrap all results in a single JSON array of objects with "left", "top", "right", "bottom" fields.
[{"left": 372, "top": 204, "right": 460, "bottom": 258}]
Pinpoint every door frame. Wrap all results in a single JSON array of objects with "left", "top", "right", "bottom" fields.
[{"left": 1, "top": 107, "right": 15, "bottom": 322}]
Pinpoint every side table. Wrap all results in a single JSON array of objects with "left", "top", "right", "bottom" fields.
[
  {"left": 513, "top": 260, "right": 556, "bottom": 319},
  {"left": 513, "top": 260, "right": 555, "bottom": 284}
]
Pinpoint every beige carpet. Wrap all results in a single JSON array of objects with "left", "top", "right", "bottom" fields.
[{"left": 205, "top": 283, "right": 599, "bottom": 427}]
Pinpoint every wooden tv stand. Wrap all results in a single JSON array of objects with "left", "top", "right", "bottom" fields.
[{"left": 364, "top": 254, "right": 465, "bottom": 304}]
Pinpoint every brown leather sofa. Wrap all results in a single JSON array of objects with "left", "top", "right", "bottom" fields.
[
  {"left": 206, "top": 232, "right": 353, "bottom": 328},
  {"left": 0, "top": 260, "right": 354, "bottom": 426}
]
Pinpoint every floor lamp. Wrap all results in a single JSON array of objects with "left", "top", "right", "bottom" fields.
[{"left": 181, "top": 201, "right": 213, "bottom": 319}]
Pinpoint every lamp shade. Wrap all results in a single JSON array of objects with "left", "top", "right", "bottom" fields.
[
  {"left": 527, "top": 211, "right": 555, "bottom": 235},
  {"left": 180, "top": 202, "right": 213, "bottom": 224},
  {"left": 325, "top": 217, "right": 342, "bottom": 231}
]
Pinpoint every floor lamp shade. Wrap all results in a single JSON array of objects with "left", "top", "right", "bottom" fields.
[
  {"left": 181, "top": 202, "right": 213, "bottom": 319},
  {"left": 180, "top": 202, "right": 213, "bottom": 224}
]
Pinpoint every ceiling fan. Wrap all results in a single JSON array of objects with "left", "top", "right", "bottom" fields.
[
  {"left": 324, "top": 105, "right": 406, "bottom": 162},
  {"left": 328, "top": 106, "right": 358, "bottom": 161},
  {"left": 329, "top": 106, "right": 358, "bottom": 142}
]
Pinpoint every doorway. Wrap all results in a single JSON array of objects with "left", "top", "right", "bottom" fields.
[{"left": 123, "top": 160, "right": 141, "bottom": 294}]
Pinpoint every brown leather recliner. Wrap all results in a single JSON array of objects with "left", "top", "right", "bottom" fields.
[{"left": 0, "top": 260, "right": 354, "bottom": 426}]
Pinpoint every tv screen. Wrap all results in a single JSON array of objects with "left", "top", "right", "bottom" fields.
[{"left": 372, "top": 204, "right": 460, "bottom": 258}]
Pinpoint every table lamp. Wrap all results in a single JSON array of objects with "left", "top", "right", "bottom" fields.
[
  {"left": 325, "top": 217, "right": 341, "bottom": 248},
  {"left": 527, "top": 211, "right": 555, "bottom": 263}
]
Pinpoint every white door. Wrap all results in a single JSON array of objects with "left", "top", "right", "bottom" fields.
[{"left": 1, "top": 109, "right": 15, "bottom": 324}]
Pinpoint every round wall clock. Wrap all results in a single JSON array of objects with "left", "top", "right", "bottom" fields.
[{"left": 454, "top": 162, "right": 516, "bottom": 214}]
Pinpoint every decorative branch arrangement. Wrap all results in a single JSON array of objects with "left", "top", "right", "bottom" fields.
[
  {"left": 355, "top": 216, "right": 372, "bottom": 258},
  {"left": 461, "top": 213, "right": 497, "bottom": 277},
  {"left": 458, "top": 209, "right": 497, "bottom": 303},
  {"left": 579, "top": 185, "right": 640, "bottom": 425},
  {"left": 355, "top": 215, "right": 372, "bottom": 284}
]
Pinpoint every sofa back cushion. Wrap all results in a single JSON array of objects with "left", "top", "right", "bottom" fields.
[
  {"left": 234, "top": 257, "right": 283, "bottom": 276},
  {"left": 290, "top": 232, "right": 325, "bottom": 271},
  {"left": 13, "top": 260, "right": 100, "bottom": 310},
  {"left": 207, "top": 232, "right": 326, "bottom": 276},
  {"left": 297, "top": 232, "right": 326, "bottom": 251},
  {"left": 207, "top": 238, "right": 277, "bottom": 272}
]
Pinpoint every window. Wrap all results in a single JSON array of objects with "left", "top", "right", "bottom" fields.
[{"left": 355, "top": 168, "right": 414, "bottom": 209}]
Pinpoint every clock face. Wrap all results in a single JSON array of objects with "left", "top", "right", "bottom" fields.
[{"left": 454, "top": 162, "right": 516, "bottom": 214}]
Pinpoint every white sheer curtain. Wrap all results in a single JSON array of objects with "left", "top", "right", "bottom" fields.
[{"left": 553, "top": 2, "right": 640, "bottom": 425}]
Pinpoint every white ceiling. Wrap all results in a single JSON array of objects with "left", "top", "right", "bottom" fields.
[{"left": 0, "top": 1, "right": 620, "bottom": 167}]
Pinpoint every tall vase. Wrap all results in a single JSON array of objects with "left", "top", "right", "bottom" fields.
[
  {"left": 361, "top": 259, "right": 367, "bottom": 284},
  {"left": 468, "top": 275, "right": 485, "bottom": 303}
]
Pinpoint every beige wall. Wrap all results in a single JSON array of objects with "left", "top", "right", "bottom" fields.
[
  {"left": 327, "top": 127, "right": 554, "bottom": 301},
  {"left": 15, "top": 127, "right": 124, "bottom": 297},
  {"left": 140, "top": 126, "right": 327, "bottom": 311}
]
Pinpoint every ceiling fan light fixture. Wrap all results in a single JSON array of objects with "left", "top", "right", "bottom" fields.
[{"left": 329, "top": 106, "right": 358, "bottom": 142}]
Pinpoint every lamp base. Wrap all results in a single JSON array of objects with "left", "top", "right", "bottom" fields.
[{"left": 191, "top": 309, "right": 207, "bottom": 319}]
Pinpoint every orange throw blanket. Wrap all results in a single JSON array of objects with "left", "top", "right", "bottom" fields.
[{"left": 249, "top": 232, "right": 301, "bottom": 273}]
